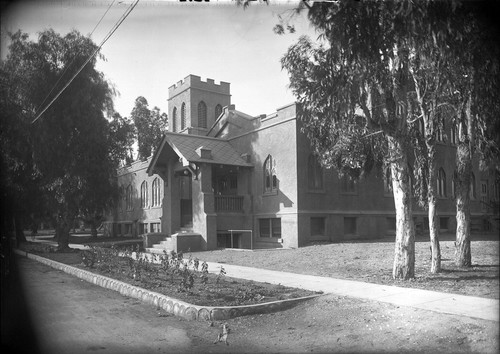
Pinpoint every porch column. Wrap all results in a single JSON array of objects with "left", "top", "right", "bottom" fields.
[{"left": 192, "top": 163, "right": 217, "bottom": 250}]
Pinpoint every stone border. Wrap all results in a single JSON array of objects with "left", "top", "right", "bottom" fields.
[{"left": 14, "top": 249, "right": 321, "bottom": 321}]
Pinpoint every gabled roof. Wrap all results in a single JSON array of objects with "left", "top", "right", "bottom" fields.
[{"left": 147, "top": 132, "right": 252, "bottom": 176}]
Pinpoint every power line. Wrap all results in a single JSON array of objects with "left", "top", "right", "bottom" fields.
[
  {"left": 34, "top": 0, "right": 117, "bottom": 118},
  {"left": 32, "top": 0, "right": 139, "bottom": 124}
]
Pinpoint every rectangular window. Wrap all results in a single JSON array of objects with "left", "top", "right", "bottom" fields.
[
  {"left": 139, "top": 223, "right": 147, "bottom": 235},
  {"left": 259, "top": 218, "right": 281, "bottom": 238},
  {"left": 344, "top": 217, "right": 357, "bottom": 235},
  {"left": 271, "top": 218, "right": 282, "bottom": 238},
  {"left": 387, "top": 217, "right": 396, "bottom": 231},
  {"left": 439, "top": 217, "right": 449, "bottom": 230},
  {"left": 311, "top": 217, "right": 326, "bottom": 237},
  {"left": 151, "top": 222, "right": 161, "bottom": 233}
]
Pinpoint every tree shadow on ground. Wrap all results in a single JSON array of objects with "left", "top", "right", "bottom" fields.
[{"left": 421, "top": 275, "right": 499, "bottom": 281}]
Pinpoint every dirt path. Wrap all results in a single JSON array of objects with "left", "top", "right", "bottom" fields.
[{"left": 4, "top": 256, "right": 498, "bottom": 353}]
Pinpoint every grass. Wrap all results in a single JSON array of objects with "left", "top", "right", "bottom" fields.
[
  {"left": 189, "top": 234, "right": 499, "bottom": 299},
  {"left": 22, "top": 231, "right": 499, "bottom": 299}
]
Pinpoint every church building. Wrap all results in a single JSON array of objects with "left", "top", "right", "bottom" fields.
[{"left": 105, "top": 74, "right": 499, "bottom": 252}]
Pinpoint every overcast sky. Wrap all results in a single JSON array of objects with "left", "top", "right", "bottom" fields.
[{"left": 1, "top": 0, "right": 317, "bottom": 118}]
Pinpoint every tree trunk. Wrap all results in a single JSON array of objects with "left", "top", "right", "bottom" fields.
[
  {"left": 14, "top": 214, "right": 27, "bottom": 245},
  {"left": 56, "top": 214, "right": 73, "bottom": 251},
  {"left": 455, "top": 142, "right": 472, "bottom": 267},
  {"left": 388, "top": 136, "right": 415, "bottom": 280},
  {"left": 426, "top": 144, "right": 441, "bottom": 273},
  {"left": 455, "top": 96, "right": 474, "bottom": 268},
  {"left": 428, "top": 197, "right": 442, "bottom": 273}
]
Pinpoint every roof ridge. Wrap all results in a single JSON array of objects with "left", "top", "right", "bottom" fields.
[{"left": 164, "top": 131, "right": 229, "bottom": 142}]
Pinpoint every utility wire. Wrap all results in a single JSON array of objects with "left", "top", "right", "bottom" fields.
[
  {"left": 32, "top": 0, "right": 139, "bottom": 124},
  {"left": 34, "top": 0, "right": 117, "bottom": 118}
]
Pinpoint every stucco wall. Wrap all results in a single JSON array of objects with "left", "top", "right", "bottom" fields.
[
  {"left": 113, "top": 159, "right": 164, "bottom": 237},
  {"left": 229, "top": 103, "right": 299, "bottom": 248}
]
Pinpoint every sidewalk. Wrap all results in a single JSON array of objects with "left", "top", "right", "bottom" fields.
[
  {"left": 203, "top": 261, "right": 499, "bottom": 322},
  {"left": 28, "top": 238, "right": 499, "bottom": 322}
]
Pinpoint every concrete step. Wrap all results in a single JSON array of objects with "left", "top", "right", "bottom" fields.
[{"left": 145, "top": 247, "right": 172, "bottom": 255}]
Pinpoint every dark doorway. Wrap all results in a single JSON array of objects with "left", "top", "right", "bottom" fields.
[{"left": 179, "top": 174, "right": 192, "bottom": 228}]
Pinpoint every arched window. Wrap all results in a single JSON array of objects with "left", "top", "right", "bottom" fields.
[
  {"left": 152, "top": 178, "right": 161, "bottom": 207},
  {"left": 181, "top": 102, "right": 186, "bottom": 130},
  {"left": 126, "top": 184, "right": 133, "bottom": 211},
  {"left": 215, "top": 104, "right": 223, "bottom": 119},
  {"left": 140, "top": 181, "right": 148, "bottom": 208},
  {"left": 263, "top": 155, "right": 277, "bottom": 193},
  {"left": 437, "top": 168, "right": 446, "bottom": 197},
  {"left": 384, "top": 166, "right": 393, "bottom": 194},
  {"left": 172, "top": 107, "right": 177, "bottom": 132},
  {"left": 198, "top": 101, "right": 207, "bottom": 128},
  {"left": 308, "top": 154, "right": 323, "bottom": 190}
]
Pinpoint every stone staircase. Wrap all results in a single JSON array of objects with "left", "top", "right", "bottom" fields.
[{"left": 145, "top": 227, "right": 203, "bottom": 254}]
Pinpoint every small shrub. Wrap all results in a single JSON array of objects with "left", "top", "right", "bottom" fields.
[
  {"left": 200, "top": 261, "right": 209, "bottom": 285},
  {"left": 216, "top": 266, "right": 226, "bottom": 284}
]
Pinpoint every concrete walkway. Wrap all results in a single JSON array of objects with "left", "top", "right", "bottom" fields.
[
  {"left": 27, "top": 238, "right": 499, "bottom": 322},
  {"left": 203, "top": 261, "right": 499, "bottom": 322}
]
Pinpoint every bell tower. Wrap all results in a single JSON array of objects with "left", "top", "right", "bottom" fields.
[{"left": 168, "top": 75, "right": 231, "bottom": 135}]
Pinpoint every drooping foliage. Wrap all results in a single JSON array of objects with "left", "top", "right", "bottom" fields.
[{"left": 1, "top": 29, "right": 125, "bottom": 248}]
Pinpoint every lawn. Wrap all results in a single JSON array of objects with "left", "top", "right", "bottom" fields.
[
  {"left": 189, "top": 234, "right": 499, "bottom": 299},
  {"left": 22, "top": 232, "right": 499, "bottom": 299}
]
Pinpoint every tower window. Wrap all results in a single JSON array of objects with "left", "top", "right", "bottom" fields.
[
  {"left": 172, "top": 107, "right": 177, "bottom": 132},
  {"left": 181, "top": 102, "right": 186, "bottom": 130},
  {"left": 198, "top": 101, "right": 207, "bottom": 128}
]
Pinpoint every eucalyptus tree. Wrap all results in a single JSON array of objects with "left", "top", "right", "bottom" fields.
[
  {"left": 279, "top": 0, "right": 499, "bottom": 275},
  {"left": 282, "top": 1, "right": 420, "bottom": 279},
  {"left": 131, "top": 96, "right": 168, "bottom": 160},
  {"left": 446, "top": 2, "right": 500, "bottom": 267},
  {"left": 2, "top": 29, "right": 118, "bottom": 250},
  {"left": 405, "top": 1, "right": 462, "bottom": 273}
]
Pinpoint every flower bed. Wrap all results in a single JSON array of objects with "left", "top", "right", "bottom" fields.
[{"left": 19, "top": 242, "right": 319, "bottom": 308}]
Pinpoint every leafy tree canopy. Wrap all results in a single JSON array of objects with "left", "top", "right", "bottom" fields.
[
  {"left": 1, "top": 29, "right": 125, "bottom": 247},
  {"left": 131, "top": 96, "right": 168, "bottom": 160}
]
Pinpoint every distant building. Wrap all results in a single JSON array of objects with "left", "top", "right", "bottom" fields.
[{"left": 105, "top": 74, "right": 499, "bottom": 251}]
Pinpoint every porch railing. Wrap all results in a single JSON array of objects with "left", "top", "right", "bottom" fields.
[{"left": 215, "top": 195, "right": 244, "bottom": 212}]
